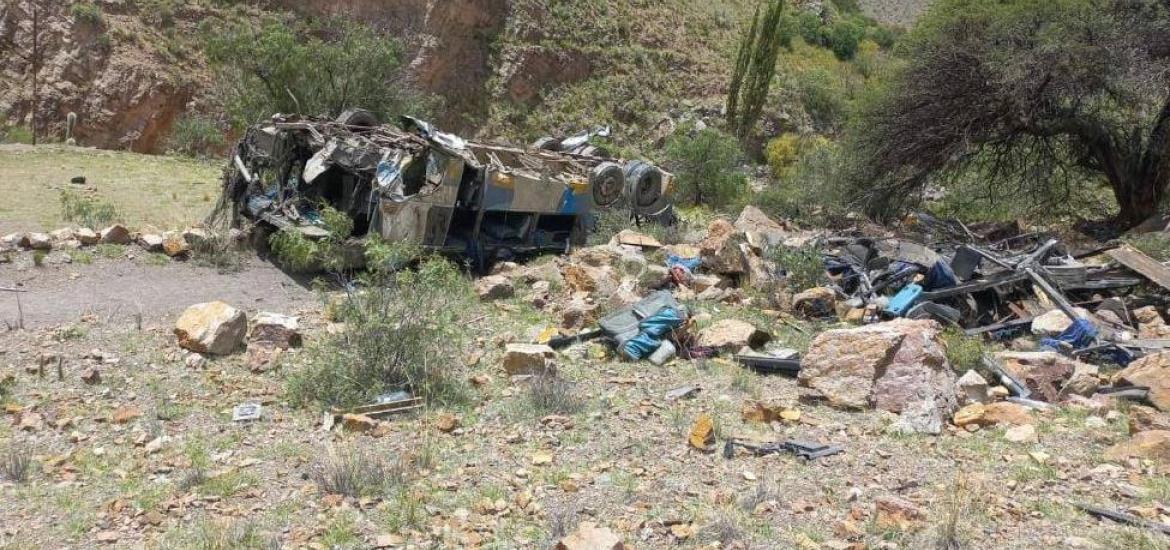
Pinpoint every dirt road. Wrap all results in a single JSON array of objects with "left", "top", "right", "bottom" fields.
[{"left": 0, "top": 253, "right": 317, "bottom": 330}]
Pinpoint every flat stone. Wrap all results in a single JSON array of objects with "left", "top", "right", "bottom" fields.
[
  {"left": 502, "top": 343, "right": 556, "bottom": 375},
  {"left": 696, "top": 319, "right": 771, "bottom": 350},
  {"left": 1104, "top": 430, "right": 1170, "bottom": 464},
  {"left": 1004, "top": 424, "right": 1037, "bottom": 443},
  {"left": 137, "top": 233, "right": 164, "bottom": 252}
]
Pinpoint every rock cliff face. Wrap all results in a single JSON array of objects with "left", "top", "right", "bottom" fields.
[
  {"left": 0, "top": 0, "right": 928, "bottom": 153},
  {"left": 0, "top": 1, "right": 204, "bottom": 152}
]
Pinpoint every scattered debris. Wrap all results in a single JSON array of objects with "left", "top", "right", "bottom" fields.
[
  {"left": 232, "top": 402, "right": 262, "bottom": 422},
  {"left": 1076, "top": 503, "right": 1170, "bottom": 536},
  {"left": 722, "top": 438, "right": 841, "bottom": 461}
]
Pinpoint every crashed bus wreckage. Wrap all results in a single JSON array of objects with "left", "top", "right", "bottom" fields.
[{"left": 218, "top": 111, "right": 674, "bottom": 266}]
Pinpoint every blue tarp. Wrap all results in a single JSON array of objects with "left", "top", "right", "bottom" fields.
[
  {"left": 666, "top": 254, "right": 701, "bottom": 272},
  {"left": 621, "top": 307, "right": 684, "bottom": 360},
  {"left": 1040, "top": 317, "right": 1098, "bottom": 350}
]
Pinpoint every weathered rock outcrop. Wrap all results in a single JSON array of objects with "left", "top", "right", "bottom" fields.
[{"left": 799, "top": 319, "right": 957, "bottom": 434}]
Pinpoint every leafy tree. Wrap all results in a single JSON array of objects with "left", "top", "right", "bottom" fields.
[
  {"left": 205, "top": 19, "right": 429, "bottom": 129},
  {"left": 846, "top": 0, "right": 1170, "bottom": 227},
  {"left": 726, "top": 0, "right": 786, "bottom": 139},
  {"left": 665, "top": 127, "right": 748, "bottom": 208}
]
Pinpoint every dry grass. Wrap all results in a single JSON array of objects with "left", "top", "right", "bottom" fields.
[
  {"left": 1, "top": 445, "right": 32, "bottom": 483},
  {"left": 0, "top": 144, "right": 220, "bottom": 233}
]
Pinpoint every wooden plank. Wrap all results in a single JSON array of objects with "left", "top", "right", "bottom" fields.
[{"left": 1106, "top": 245, "right": 1170, "bottom": 291}]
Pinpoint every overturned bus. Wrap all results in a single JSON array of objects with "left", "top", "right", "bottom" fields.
[{"left": 218, "top": 111, "right": 673, "bottom": 265}]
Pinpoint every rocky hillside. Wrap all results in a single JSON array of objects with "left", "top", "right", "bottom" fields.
[{"left": 1, "top": 0, "right": 913, "bottom": 154}]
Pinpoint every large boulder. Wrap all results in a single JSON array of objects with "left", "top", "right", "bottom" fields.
[
  {"left": 250, "top": 312, "right": 301, "bottom": 349},
  {"left": 138, "top": 233, "right": 164, "bottom": 252},
  {"left": 563, "top": 264, "right": 618, "bottom": 296},
  {"left": 174, "top": 301, "right": 247, "bottom": 355},
  {"left": 1030, "top": 307, "right": 1090, "bottom": 336},
  {"left": 75, "top": 228, "right": 99, "bottom": 245},
  {"left": 799, "top": 319, "right": 957, "bottom": 434},
  {"left": 792, "top": 287, "right": 836, "bottom": 318},
  {"left": 697, "top": 219, "right": 746, "bottom": 274},
  {"left": 1113, "top": 352, "right": 1170, "bottom": 412},
  {"left": 734, "top": 205, "right": 791, "bottom": 248},
  {"left": 697, "top": 319, "right": 771, "bottom": 351}
]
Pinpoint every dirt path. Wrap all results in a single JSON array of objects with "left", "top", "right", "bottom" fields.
[{"left": 0, "top": 253, "right": 317, "bottom": 330}]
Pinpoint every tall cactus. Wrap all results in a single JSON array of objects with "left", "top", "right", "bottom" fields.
[{"left": 727, "top": 0, "right": 785, "bottom": 140}]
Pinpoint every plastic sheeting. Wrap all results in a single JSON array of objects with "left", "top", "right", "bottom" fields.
[{"left": 621, "top": 306, "right": 684, "bottom": 360}]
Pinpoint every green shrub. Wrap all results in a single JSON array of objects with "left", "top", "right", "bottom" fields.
[
  {"left": 285, "top": 255, "right": 473, "bottom": 409},
  {"left": 664, "top": 127, "right": 748, "bottom": 210},
  {"left": 829, "top": 19, "right": 865, "bottom": 60},
  {"left": 267, "top": 206, "right": 354, "bottom": 273},
  {"left": 71, "top": 2, "right": 104, "bottom": 26},
  {"left": 942, "top": 329, "right": 991, "bottom": 374},
  {"left": 798, "top": 68, "right": 848, "bottom": 130},
  {"left": 60, "top": 189, "right": 119, "bottom": 229},
  {"left": 0, "top": 125, "right": 34, "bottom": 144},
  {"left": 755, "top": 138, "right": 846, "bottom": 225},
  {"left": 768, "top": 244, "right": 826, "bottom": 290},
  {"left": 205, "top": 19, "right": 431, "bottom": 129},
  {"left": 166, "top": 115, "right": 226, "bottom": 158}
]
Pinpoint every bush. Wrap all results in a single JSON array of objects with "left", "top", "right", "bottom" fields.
[
  {"left": 60, "top": 189, "right": 119, "bottom": 229},
  {"left": 311, "top": 446, "right": 403, "bottom": 497},
  {"left": 166, "top": 115, "right": 226, "bottom": 158},
  {"left": 268, "top": 206, "right": 354, "bottom": 273},
  {"left": 71, "top": 2, "right": 103, "bottom": 26},
  {"left": 527, "top": 374, "right": 585, "bottom": 415},
  {"left": 755, "top": 138, "right": 846, "bottom": 225},
  {"left": 797, "top": 68, "right": 848, "bottom": 130},
  {"left": 664, "top": 127, "right": 748, "bottom": 210},
  {"left": 205, "top": 19, "right": 431, "bottom": 129},
  {"left": 768, "top": 244, "right": 826, "bottom": 290},
  {"left": 285, "top": 254, "right": 473, "bottom": 409}
]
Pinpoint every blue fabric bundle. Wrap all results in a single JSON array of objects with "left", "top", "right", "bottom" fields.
[
  {"left": 621, "top": 307, "right": 685, "bottom": 360},
  {"left": 1039, "top": 317, "right": 1098, "bottom": 350},
  {"left": 666, "top": 255, "right": 701, "bottom": 272}
]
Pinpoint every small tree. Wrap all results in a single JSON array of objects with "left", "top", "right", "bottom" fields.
[
  {"left": 846, "top": 0, "right": 1170, "bottom": 227},
  {"left": 0, "top": 1, "right": 50, "bottom": 144},
  {"left": 726, "top": 0, "right": 786, "bottom": 139},
  {"left": 205, "top": 19, "right": 429, "bottom": 129},
  {"left": 665, "top": 127, "right": 748, "bottom": 209}
]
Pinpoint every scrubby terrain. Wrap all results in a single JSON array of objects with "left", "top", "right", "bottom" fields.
[{"left": 7, "top": 0, "right": 1170, "bottom": 549}]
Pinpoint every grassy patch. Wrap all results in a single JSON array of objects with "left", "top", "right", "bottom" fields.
[
  {"left": 0, "top": 145, "right": 219, "bottom": 231},
  {"left": 60, "top": 189, "right": 119, "bottom": 229},
  {"left": 285, "top": 256, "right": 474, "bottom": 408},
  {"left": 311, "top": 446, "right": 404, "bottom": 498},
  {"left": 526, "top": 374, "right": 586, "bottom": 415}
]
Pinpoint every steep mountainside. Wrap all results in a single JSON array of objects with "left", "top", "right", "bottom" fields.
[{"left": 0, "top": 0, "right": 923, "bottom": 153}]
